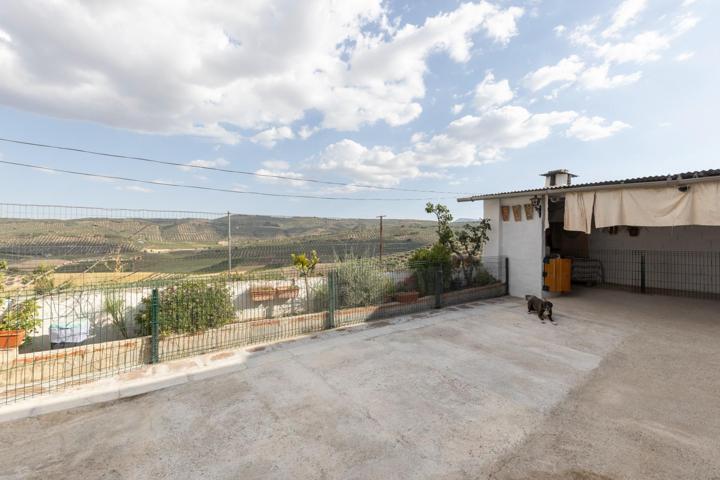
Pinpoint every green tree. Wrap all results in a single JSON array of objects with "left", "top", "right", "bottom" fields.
[
  {"left": 455, "top": 220, "right": 492, "bottom": 286},
  {"left": 423, "top": 203, "right": 492, "bottom": 287},
  {"left": 425, "top": 202, "right": 455, "bottom": 248}
]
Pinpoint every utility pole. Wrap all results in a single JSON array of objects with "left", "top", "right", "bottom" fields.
[
  {"left": 377, "top": 215, "right": 386, "bottom": 263},
  {"left": 227, "top": 211, "right": 232, "bottom": 276}
]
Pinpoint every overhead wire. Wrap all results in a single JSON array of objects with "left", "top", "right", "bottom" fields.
[
  {"left": 0, "top": 159, "right": 455, "bottom": 202},
  {"left": 0, "top": 137, "right": 470, "bottom": 195}
]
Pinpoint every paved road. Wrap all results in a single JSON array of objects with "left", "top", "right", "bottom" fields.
[{"left": 0, "top": 290, "right": 718, "bottom": 479}]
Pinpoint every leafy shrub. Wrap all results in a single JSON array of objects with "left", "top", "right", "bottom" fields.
[
  {"left": 0, "top": 299, "right": 41, "bottom": 344},
  {"left": 28, "top": 264, "right": 55, "bottom": 294},
  {"left": 334, "top": 259, "right": 395, "bottom": 308},
  {"left": 408, "top": 243, "right": 452, "bottom": 296},
  {"left": 474, "top": 266, "right": 498, "bottom": 286},
  {"left": 135, "top": 280, "right": 235, "bottom": 336}
]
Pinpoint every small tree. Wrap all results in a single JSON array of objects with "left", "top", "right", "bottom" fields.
[
  {"left": 425, "top": 202, "right": 454, "bottom": 248},
  {"left": 423, "top": 203, "right": 492, "bottom": 287},
  {"left": 455, "top": 220, "right": 492, "bottom": 286},
  {"left": 291, "top": 250, "right": 319, "bottom": 312}
]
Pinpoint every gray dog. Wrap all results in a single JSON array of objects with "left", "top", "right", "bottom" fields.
[{"left": 525, "top": 295, "right": 555, "bottom": 324}]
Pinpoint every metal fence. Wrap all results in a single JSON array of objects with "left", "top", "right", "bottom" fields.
[
  {"left": 0, "top": 202, "right": 437, "bottom": 282},
  {"left": 577, "top": 249, "right": 720, "bottom": 300},
  {"left": 0, "top": 256, "right": 507, "bottom": 404}
]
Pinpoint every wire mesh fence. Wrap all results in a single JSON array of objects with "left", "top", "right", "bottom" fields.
[
  {"left": 0, "top": 202, "right": 437, "bottom": 283},
  {"left": 580, "top": 249, "right": 720, "bottom": 300},
  {"left": 0, "top": 203, "right": 507, "bottom": 404},
  {"left": 0, "top": 257, "right": 507, "bottom": 404}
]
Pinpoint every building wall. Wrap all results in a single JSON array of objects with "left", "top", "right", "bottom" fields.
[
  {"left": 484, "top": 197, "right": 543, "bottom": 298},
  {"left": 588, "top": 225, "right": 720, "bottom": 251}
]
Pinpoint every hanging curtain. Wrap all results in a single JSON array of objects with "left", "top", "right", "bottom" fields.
[
  {"left": 593, "top": 183, "right": 720, "bottom": 227},
  {"left": 563, "top": 191, "right": 595, "bottom": 233}
]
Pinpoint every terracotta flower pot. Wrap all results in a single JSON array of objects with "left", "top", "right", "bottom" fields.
[
  {"left": 0, "top": 330, "right": 25, "bottom": 349},
  {"left": 250, "top": 287, "right": 276, "bottom": 302},
  {"left": 395, "top": 291, "right": 419, "bottom": 304},
  {"left": 276, "top": 285, "right": 300, "bottom": 299}
]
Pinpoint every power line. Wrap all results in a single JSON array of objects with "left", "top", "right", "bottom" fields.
[
  {"left": 0, "top": 137, "right": 470, "bottom": 195},
  {"left": 0, "top": 159, "right": 455, "bottom": 202}
]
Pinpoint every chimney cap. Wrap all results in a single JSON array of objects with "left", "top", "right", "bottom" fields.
[{"left": 540, "top": 169, "right": 577, "bottom": 177}]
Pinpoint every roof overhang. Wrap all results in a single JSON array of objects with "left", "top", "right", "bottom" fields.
[{"left": 457, "top": 175, "right": 720, "bottom": 203}]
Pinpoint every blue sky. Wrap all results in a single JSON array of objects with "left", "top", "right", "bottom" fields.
[{"left": 0, "top": 0, "right": 716, "bottom": 219}]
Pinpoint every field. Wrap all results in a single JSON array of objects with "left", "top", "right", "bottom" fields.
[{"left": 0, "top": 213, "right": 441, "bottom": 281}]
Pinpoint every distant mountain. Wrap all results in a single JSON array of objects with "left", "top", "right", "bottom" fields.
[
  {"left": 452, "top": 218, "right": 478, "bottom": 224},
  {"left": 0, "top": 214, "right": 437, "bottom": 249}
]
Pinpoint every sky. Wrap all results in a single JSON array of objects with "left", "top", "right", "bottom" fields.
[{"left": 0, "top": 0, "right": 717, "bottom": 220}]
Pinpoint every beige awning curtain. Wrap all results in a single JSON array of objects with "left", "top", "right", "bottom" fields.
[
  {"left": 563, "top": 191, "right": 595, "bottom": 233},
  {"left": 562, "top": 182, "right": 720, "bottom": 232}
]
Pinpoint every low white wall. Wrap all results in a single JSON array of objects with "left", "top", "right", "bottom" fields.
[{"left": 484, "top": 197, "right": 543, "bottom": 298}]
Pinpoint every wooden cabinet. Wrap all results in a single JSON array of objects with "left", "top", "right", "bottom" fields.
[{"left": 543, "top": 257, "right": 572, "bottom": 293}]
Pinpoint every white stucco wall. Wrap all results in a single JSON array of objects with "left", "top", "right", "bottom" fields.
[{"left": 483, "top": 197, "right": 543, "bottom": 298}]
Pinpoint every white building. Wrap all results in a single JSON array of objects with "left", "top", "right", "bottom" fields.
[{"left": 458, "top": 169, "right": 720, "bottom": 299}]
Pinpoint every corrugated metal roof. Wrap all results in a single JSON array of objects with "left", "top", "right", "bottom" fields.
[{"left": 457, "top": 169, "right": 720, "bottom": 202}]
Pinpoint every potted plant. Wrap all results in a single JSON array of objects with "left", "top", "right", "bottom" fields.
[
  {"left": 0, "top": 299, "right": 41, "bottom": 348},
  {"left": 250, "top": 285, "right": 276, "bottom": 302},
  {"left": 394, "top": 277, "right": 419, "bottom": 304},
  {"left": 275, "top": 282, "right": 300, "bottom": 299}
]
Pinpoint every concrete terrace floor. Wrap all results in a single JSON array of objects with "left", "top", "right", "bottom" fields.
[{"left": 1, "top": 289, "right": 719, "bottom": 479}]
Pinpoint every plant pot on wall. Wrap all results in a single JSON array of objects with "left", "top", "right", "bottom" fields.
[
  {"left": 501, "top": 206, "right": 510, "bottom": 222},
  {"left": 512, "top": 205, "right": 522, "bottom": 222},
  {"left": 395, "top": 291, "right": 419, "bottom": 304},
  {"left": 276, "top": 285, "right": 300, "bottom": 299},
  {"left": 523, "top": 204, "right": 534, "bottom": 220},
  {"left": 250, "top": 287, "right": 276, "bottom": 302},
  {"left": 0, "top": 330, "right": 25, "bottom": 349}
]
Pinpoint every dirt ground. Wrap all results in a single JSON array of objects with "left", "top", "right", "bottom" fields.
[{"left": 0, "top": 289, "right": 718, "bottom": 479}]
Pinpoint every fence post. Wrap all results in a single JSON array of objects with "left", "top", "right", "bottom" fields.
[
  {"left": 640, "top": 253, "right": 646, "bottom": 294},
  {"left": 434, "top": 263, "right": 443, "bottom": 309},
  {"left": 150, "top": 288, "right": 159, "bottom": 364},
  {"left": 327, "top": 270, "right": 336, "bottom": 329},
  {"left": 504, "top": 257, "right": 510, "bottom": 296}
]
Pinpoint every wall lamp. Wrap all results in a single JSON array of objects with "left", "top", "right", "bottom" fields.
[{"left": 530, "top": 195, "right": 542, "bottom": 217}]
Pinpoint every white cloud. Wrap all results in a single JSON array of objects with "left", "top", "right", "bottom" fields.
[
  {"left": 473, "top": 73, "right": 513, "bottom": 111},
  {"left": 602, "top": 0, "right": 647, "bottom": 38},
  {"left": 0, "top": 1, "right": 524, "bottom": 142},
  {"left": 254, "top": 168, "right": 305, "bottom": 187},
  {"left": 451, "top": 103, "right": 464, "bottom": 115},
  {"left": 261, "top": 160, "right": 290, "bottom": 170},
  {"left": 447, "top": 107, "right": 578, "bottom": 154},
  {"left": 553, "top": 25, "right": 566, "bottom": 36},
  {"left": 674, "top": 51, "right": 695, "bottom": 62},
  {"left": 578, "top": 63, "right": 641, "bottom": 89},
  {"left": 595, "top": 31, "right": 671, "bottom": 64},
  {"left": 523, "top": 55, "right": 584, "bottom": 92},
  {"left": 116, "top": 185, "right": 153, "bottom": 193},
  {"left": 566, "top": 116, "right": 630, "bottom": 141},
  {"left": 313, "top": 104, "right": 579, "bottom": 184},
  {"left": 297, "top": 125, "right": 319, "bottom": 140},
  {"left": 179, "top": 158, "right": 230, "bottom": 171},
  {"left": 250, "top": 126, "right": 294, "bottom": 148},
  {"left": 314, "top": 139, "right": 425, "bottom": 186}
]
